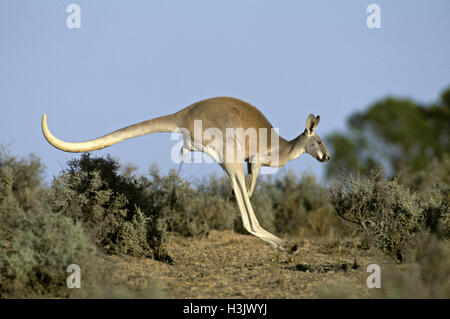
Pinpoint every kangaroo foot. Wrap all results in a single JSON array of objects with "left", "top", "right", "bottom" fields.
[{"left": 282, "top": 242, "right": 300, "bottom": 255}]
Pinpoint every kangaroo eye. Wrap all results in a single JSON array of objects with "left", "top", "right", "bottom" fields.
[{"left": 317, "top": 141, "right": 322, "bottom": 145}]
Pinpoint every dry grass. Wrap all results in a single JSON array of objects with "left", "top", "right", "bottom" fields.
[{"left": 94, "top": 230, "right": 392, "bottom": 299}]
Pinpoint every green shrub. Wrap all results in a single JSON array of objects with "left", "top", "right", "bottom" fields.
[
  {"left": 0, "top": 153, "right": 97, "bottom": 298},
  {"left": 50, "top": 154, "right": 169, "bottom": 261},
  {"left": 144, "top": 167, "right": 343, "bottom": 240},
  {"left": 330, "top": 169, "right": 448, "bottom": 262},
  {"left": 399, "top": 153, "right": 450, "bottom": 193},
  {"left": 49, "top": 154, "right": 345, "bottom": 245},
  {"left": 0, "top": 151, "right": 45, "bottom": 211},
  {"left": 255, "top": 172, "right": 343, "bottom": 238},
  {"left": 417, "top": 186, "right": 449, "bottom": 239},
  {"left": 402, "top": 156, "right": 449, "bottom": 239},
  {"left": 194, "top": 174, "right": 240, "bottom": 231},
  {"left": 375, "top": 235, "right": 450, "bottom": 298},
  {"left": 142, "top": 166, "right": 238, "bottom": 237}
]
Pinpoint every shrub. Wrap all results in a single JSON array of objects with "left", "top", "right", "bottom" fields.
[
  {"left": 193, "top": 173, "right": 275, "bottom": 236},
  {"left": 142, "top": 166, "right": 238, "bottom": 237},
  {"left": 399, "top": 154, "right": 450, "bottom": 193},
  {"left": 194, "top": 174, "right": 240, "bottom": 232},
  {"left": 417, "top": 185, "right": 449, "bottom": 239},
  {"left": 0, "top": 151, "right": 44, "bottom": 211},
  {"left": 375, "top": 235, "right": 450, "bottom": 298},
  {"left": 255, "top": 172, "right": 343, "bottom": 238},
  {"left": 145, "top": 167, "right": 343, "bottom": 240},
  {"left": 0, "top": 153, "right": 97, "bottom": 298},
  {"left": 330, "top": 169, "right": 448, "bottom": 262},
  {"left": 401, "top": 155, "right": 449, "bottom": 239},
  {"left": 50, "top": 154, "right": 169, "bottom": 261}
]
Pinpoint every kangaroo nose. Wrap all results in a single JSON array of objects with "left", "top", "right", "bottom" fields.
[{"left": 323, "top": 153, "right": 330, "bottom": 161}]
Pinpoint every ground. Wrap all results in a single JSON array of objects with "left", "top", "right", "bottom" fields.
[{"left": 95, "top": 230, "right": 393, "bottom": 298}]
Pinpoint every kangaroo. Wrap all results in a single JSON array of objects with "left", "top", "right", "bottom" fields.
[{"left": 42, "top": 97, "right": 330, "bottom": 253}]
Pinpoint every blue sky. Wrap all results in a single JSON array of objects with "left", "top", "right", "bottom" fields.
[{"left": 1, "top": 0, "right": 449, "bottom": 182}]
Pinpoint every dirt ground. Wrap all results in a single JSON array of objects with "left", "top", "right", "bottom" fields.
[{"left": 95, "top": 230, "right": 393, "bottom": 298}]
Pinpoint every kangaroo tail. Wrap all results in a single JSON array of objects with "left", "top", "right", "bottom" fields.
[{"left": 42, "top": 112, "right": 180, "bottom": 153}]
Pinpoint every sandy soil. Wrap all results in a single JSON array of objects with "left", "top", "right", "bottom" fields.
[{"left": 98, "top": 230, "right": 392, "bottom": 298}]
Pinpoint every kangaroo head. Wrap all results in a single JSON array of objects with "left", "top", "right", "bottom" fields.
[{"left": 303, "top": 114, "right": 330, "bottom": 162}]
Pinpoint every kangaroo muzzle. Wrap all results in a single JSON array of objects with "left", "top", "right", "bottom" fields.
[{"left": 321, "top": 153, "right": 331, "bottom": 162}]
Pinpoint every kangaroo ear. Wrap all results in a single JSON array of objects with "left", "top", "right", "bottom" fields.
[{"left": 305, "top": 114, "right": 319, "bottom": 135}]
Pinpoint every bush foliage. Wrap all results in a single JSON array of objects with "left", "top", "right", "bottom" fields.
[
  {"left": 374, "top": 235, "right": 450, "bottom": 298},
  {"left": 0, "top": 152, "right": 97, "bottom": 298},
  {"left": 51, "top": 154, "right": 168, "bottom": 261},
  {"left": 331, "top": 169, "right": 449, "bottom": 262},
  {"left": 141, "top": 166, "right": 238, "bottom": 238},
  {"left": 1, "top": 148, "right": 448, "bottom": 297},
  {"left": 254, "top": 172, "right": 344, "bottom": 238},
  {"left": 141, "top": 167, "right": 344, "bottom": 240}
]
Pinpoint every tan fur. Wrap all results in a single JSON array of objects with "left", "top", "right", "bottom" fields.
[{"left": 42, "top": 97, "right": 330, "bottom": 253}]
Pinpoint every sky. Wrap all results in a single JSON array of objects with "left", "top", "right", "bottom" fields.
[{"left": 1, "top": 0, "right": 449, "bottom": 183}]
